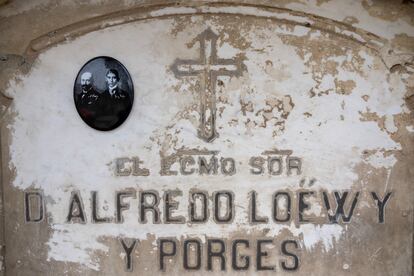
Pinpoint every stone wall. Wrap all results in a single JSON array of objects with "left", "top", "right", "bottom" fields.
[{"left": 0, "top": 1, "right": 413, "bottom": 275}]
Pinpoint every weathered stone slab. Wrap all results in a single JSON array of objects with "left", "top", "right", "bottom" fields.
[{"left": 0, "top": 1, "right": 413, "bottom": 275}]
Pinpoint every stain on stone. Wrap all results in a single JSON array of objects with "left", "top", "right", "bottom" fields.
[
  {"left": 362, "top": 95, "right": 370, "bottom": 102},
  {"left": 335, "top": 79, "right": 356, "bottom": 95},
  {"left": 391, "top": 33, "right": 414, "bottom": 54},
  {"left": 343, "top": 16, "right": 359, "bottom": 25},
  {"left": 264, "top": 60, "right": 292, "bottom": 81},
  {"left": 361, "top": 0, "right": 414, "bottom": 24},
  {"left": 239, "top": 99, "right": 254, "bottom": 116},
  {"left": 240, "top": 95, "right": 296, "bottom": 137},
  {"left": 278, "top": 29, "right": 372, "bottom": 98},
  {"left": 359, "top": 109, "right": 386, "bottom": 132}
]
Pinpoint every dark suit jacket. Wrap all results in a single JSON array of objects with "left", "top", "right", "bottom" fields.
[
  {"left": 76, "top": 88, "right": 100, "bottom": 126},
  {"left": 94, "top": 87, "right": 132, "bottom": 130}
]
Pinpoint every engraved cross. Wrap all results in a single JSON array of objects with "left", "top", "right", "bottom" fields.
[{"left": 171, "top": 28, "right": 245, "bottom": 142}]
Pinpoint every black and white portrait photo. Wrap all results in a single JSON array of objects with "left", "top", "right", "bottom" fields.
[{"left": 74, "top": 56, "right": 134, "bottom": 131}]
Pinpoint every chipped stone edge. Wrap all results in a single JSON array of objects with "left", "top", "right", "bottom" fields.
[
  {"left": 25, "top": 2, "right": 387, "bottom": 59},
  {"left": 0, "top": 93, "right": 10, "bottom": 275}
]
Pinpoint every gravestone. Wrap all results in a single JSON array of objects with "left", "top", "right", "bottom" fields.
[{"left": 0, "top": 1, "right": 413, "bottom": 275}]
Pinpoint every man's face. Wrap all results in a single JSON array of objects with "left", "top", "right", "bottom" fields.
[
  {"left": 106, "top": 72, "right": 118, "bottom": 89},
  {"left": 81, "top": 72, "right": 93, "bottom": 91}
]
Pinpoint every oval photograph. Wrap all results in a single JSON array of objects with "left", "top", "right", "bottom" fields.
[{"left": 74, "top": 56, "right": 134, "bottom": 131}]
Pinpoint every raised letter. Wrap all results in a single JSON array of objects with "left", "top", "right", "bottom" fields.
[
  {"left": 116, "top": 157, "right": 131, "bottom": 176},
  {"left": 116, "top": 190, "right": 135, "bottom": 223},
  {"left": 159, "top": 239, "right": 176, "bottom": 271},
  {"left": 249, "top": 191, "right": 268, "bottom": 223},
  {"left": 91, "top": 191, "right": 111, "bottom": 223},
  {"left": 299, "top": 191, "right": 314, "bottom": 223},
  {"left": 287, "top": 157, "right": 302, "bottom": 175},
  {"left": 139, "top": 190, "right": 160, "bottom": 223},
  {"left": 249, "top": 157, "right": 264, "bottom": 175},
  {"left": 322, "top": 191, "right": 359, "bottom": 223},
  {"left": 214, "top": 191, "right": 234, "bottom": 223},
  {"left": 164, "top": 190, "right": 185, "bottom": 223},
  {"left": 268, "top": 156, "right": 282, "bottom": 175},
  {"left": 371, "top": 192, "right": 392, "bottom": 223},
  {"left": 199, "top": 156, "right": 218, "bottom": 175},
  {"left": 273, "top": 192, "right": 291, "bottom": 223},
  {"left": 67, "top": 191, "right": 86, "bottom": 223},
  {"left": 207, "top": 239, "right": 226, "bottom": 271},
  {"left": 132, "top": 157, "right": 150, "bottom": 176},
  {"left": 180, "top": 156, "right": 195, "bottom": 175},
  {"left": 25, "top": 191, "right": 44, "bottom": 222},
  {"left": 281, "top": 240, "right": 299, "bottom": 271},
  {"left": 232, "top": 240, "right": 250, "bottom": 270},
  {"left": 120, "top": 238, "right": 137, "bottom": 272},
  {"left": 189, "top": 191, "right": 208, "bottom": 223},
  {"left": 221, "top": 158, "right": 236, "bottom": 176},
  {"left": 257, "top": 240, "right": 274, "bottom": 271},
  {"left": 160, "top": 156, "right": 177, "bottom": 176},
  {"left": 183, "top": 239, "right": 201, "bottom": 270}
]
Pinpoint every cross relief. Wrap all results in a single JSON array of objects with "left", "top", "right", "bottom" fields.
[{"left": 171, "top": 28, "right": 246, "bottom": 142}]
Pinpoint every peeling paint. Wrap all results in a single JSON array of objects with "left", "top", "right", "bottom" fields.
[{"left": 1, "top": 1, "right": 413, "bottom": 275}]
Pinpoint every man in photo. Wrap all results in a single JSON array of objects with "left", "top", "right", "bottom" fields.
[
  {"left": 98, "top": 69, "right": 132, "bottom": 129},
  {"left": 76, "top": 71, "right": 100, "bottom": 122}
]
